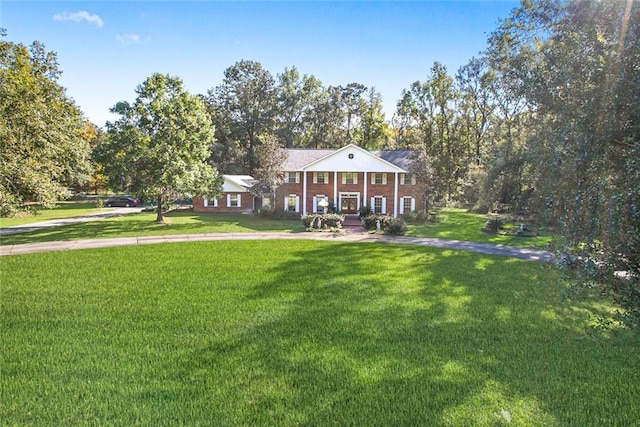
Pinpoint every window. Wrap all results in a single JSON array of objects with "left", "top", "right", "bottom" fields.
[
  {"left": 372, "top": 196, "right": 386, "bottom": 214},
  {"left": 204, "top": 198, "right": 218, "bottom": 208},
  {"left": 371, "top": 173, "right": 387, "bottom": 185},
  {"left": 313, "top": 172, "right": 329, "bottom": 184},
  {"left": 401, "top": 197, "right": 415, "bottom": 214},
  {"left": 401, "top": 173, "right": 416, "bottom": 185},
  {"left": 227, "top": 194, "right": 240, "bottom": 207},
  {"left": 342, "top": 172, "right": 357, "bottom": 185},
  {"left": 286, "top": 194, "right": 299, "bottom": 212},
  {"left": 285, "top": 172, "right": 299, "bottom": 184},
  {"left": 314, "top": 195, "right": 328, "bottom": 213}
]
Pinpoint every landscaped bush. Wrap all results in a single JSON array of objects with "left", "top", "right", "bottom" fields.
[
  {"left": 301, "top": 213, "right": 345, "bottom": 230},
  {"left": 358, "top": 205, "right": 373, "bottom": 218},
  {"left": 384, "top": 217, "right": 408, "bottom": 235},
  {"left": 482, "top": 216, "right": 504, "bottom": 233},
  {"left": 362, "top": 214, "right": 390, "bottom": 231}
]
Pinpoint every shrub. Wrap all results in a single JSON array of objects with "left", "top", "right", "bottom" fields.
[
  {"left": 385, "top": 217, "right": 408, "bottom": 235},
  {"left": 482, "top": 217, "right": 504, "bottom": 233},
  {"left": 301, "top": 213, "right": 345, "bottom": 230},
  {"left": 403, "top": 210, "right": 431, "bottom": 224},
  {"left": 358, "top": 205, "right": 373, "bottom": 218},
  {"left": 362, "top": 214, "right": 390, "bottom": 231}
]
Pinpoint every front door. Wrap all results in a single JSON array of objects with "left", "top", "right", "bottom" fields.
[{"left": 341, "top": 195, "right": 358, "bottom": 214}]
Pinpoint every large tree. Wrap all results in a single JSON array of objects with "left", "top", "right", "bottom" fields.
[
  {"left": 207, "top": 60, "right": 276, "bottom": 173},
  {"left": 485, "top": 0, "right": 640, "bottom": 324},
  {"left": 0, "top": 32, "right": 91, "bottom": 216},
  {"left": 99, "top": 73, "right": 221, "bottom": 222},
  {"left": 251, "top": 135, "right": 288, "bottom": 211}
]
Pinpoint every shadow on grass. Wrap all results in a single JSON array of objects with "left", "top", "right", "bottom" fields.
[{"left": 182, "top": 242, "right": 639, "bottom": 425}]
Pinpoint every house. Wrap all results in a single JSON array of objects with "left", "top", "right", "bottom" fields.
[
  {"left": 193, "top": 144, "right": 421, "bottom": 217},
  {"left": 194, "top": 175, "right": 258, "bottom": 214}
]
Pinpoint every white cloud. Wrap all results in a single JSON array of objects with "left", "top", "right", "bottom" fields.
[
  {"left": 116, "top": 34, "right": 149, "bottom": 45},
  {"left": 53, "top": 11, "right": 104, "bottom": 28}
]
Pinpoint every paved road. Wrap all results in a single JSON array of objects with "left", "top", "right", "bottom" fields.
[
  {"left": 0, "top": 207, "right": 145, "bottom": 236},
  {"left": 0, "top": 231, "right": 554, "bottom": 262}
]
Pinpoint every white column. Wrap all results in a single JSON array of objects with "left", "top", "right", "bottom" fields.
[
  {"left": 333, "top": 171, "right": 338, "bottom": 207},
  {"left": 394, "top": 172, "right": 399, "bottom": 217},
  {"left": 302, "top": 170, "right": 307, "bottom": 215},
  {"left": 363, "top": 172, "right": 368, "bottom": 209}
]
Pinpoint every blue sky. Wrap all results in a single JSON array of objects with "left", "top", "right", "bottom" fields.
[{"left": 2, "top": 1, "right": 518, "bottom": 128}]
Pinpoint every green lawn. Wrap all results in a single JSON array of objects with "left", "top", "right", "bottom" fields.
[
  {"left": 407, "top": 208, "right": 555, "bottom": 249},
  {"left": 0, "top": 211, "right": 305, "bottom": 245},
  {"left": 0, "top": 202, "right": 111, "bottom": 227},
  {"left": 1, "top": 240, "right": 637, "bottom": 426}
]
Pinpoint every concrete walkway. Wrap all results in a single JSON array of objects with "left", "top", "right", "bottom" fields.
[{"left": 0, "top": 231, "right": 554, "bottom": 262}]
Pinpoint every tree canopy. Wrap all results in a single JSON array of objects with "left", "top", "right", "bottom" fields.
[
  {"left": 0, "top": 31, "right": 92, "bottom": 216},
  {"left": 98, "top": 73, "right": 222, "bottom": 222}
]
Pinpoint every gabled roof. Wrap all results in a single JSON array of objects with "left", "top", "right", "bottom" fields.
[
  {"left": 283, "top": 149, "right": 335, "bottom": 171},
  {"left": 282, "top": 144, "right": 414, "bottom": 172},
  {"left": 374, "top": 150, "right": 414, "bottom": 170},
  {"left": 223, "top": 175, "right": 256, "bottom": 192}
]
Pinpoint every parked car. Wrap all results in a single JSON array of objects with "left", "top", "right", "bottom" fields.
[{"left": 105, "top": 196, "right": 140, "bottom": 207}]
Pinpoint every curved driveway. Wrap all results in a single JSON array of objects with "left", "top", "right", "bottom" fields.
[{"left": 0, "top": 231, "right": 554, "bottom": 262}]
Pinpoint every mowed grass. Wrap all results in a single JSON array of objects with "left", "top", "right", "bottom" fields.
[
  {"left": 407, "top": 208, "right": 555, "bottom": 249},
  {"left": 0, "top": 202, "right": 111, "bottom": 227},
  {"left": 2, "top": 240, "right": 638, "bottom": 426},
  {"left": 0, "top": 211, "right": 305, "bottom": 245}
]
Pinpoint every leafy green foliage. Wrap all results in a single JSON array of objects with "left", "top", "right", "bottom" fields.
[
  {"left": 0, "top": 33, "right": 91, "bottom": 216},
  {"left": 301, "top": 213, "right": 344, "bottom": 229},
  {"left": 384, "top": 217, "right": 408, "bottom": 235},
  {"left": 98, "top": 73, "right": 221, "bottom": 222}
]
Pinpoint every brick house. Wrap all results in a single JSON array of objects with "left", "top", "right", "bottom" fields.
[{"left": 193, "top": 144, "right": 421, "bottom": 217}]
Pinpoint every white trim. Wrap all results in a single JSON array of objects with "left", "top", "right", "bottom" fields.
[
  {"left": 333, "top": 172, "right": 338, "bottom": 206},
  {"left": 339, "top": 192, "right": 360, "bottom": 214},
  {"left": 302, "top": 172, "right": 308, "bottom": 215},
  {"left": 204, "top": 198, "right": 218, "bottom": 208},
  {"left": 302, "top": 144, "right": 405, "bottom": 172},
  {"left": 393, "top": 172, "right": 398, "bottom": 217}
]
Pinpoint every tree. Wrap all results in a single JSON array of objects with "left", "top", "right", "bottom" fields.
[
  {"left": 207, "top": 60, "right": 276, "bottom": 173},
  {"left": 0, "top": 31, "right": 91, "bottom": 216},
  {"left": 99, "top": 73, "right": 222, "bottom": 222},
  {"left": 484, "top": 0, "right": 640, "bottom": 324},
  {"left": 275, "top": 67, "right": 323, "bottom": 148},
  {"left": 251, "top": 135, "right": 288, "bottom": 211}
]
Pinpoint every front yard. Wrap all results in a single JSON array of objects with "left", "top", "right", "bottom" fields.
[{"left": 1, "top": 240, "right": 637, "bottom": 425}]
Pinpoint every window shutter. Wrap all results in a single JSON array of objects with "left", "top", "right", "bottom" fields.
[
  {"left": 353, "top": 174, "right": 358, "bottom": 185},
  {"left": 313, "top": 172, "right": 318, "bottom": 184},
  {"left": 237, "top": 194, "right": 241, "bottom": 207},
  {"left": 382, "top": 174, "right": 387, "bottom": 185},
  {"left": 371, "top": 174, "right": 376, "bottom": 185},
  {"left": 382, "top": 197, "right": 387, "bottom": 213},
  {"left": 342, "top": 174, "right": 346, "bottom": 184},
  {"left": 411, "top": 175, "right": 416, "bottom": 185},
  {"left": 399, "top": 198, "right": 404, "bottom": 214},
  {"left": 370, "top": 197, "right": 375, "bottom": 208},
  {"left": 295, "top": 172, "right": 300, "bottom": 184},
  {"left": 313, "top": 197, "right": 318, "bottom": 212},
  {"left": 295, "top": 196, "right": 300, "bottom": 212},
  {"left": 227, "top": 194, "right": 231, "bottom": 207},
  {"left": 284, "top": 196, "right": 288, "bottom": 210},
  {"left": 203, "top": 199, "right": 208, "bottom": 207}
]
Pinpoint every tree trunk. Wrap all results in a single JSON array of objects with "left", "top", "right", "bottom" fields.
[{"left": 155, "top": 194, "right": 164, "bottom": 223}]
